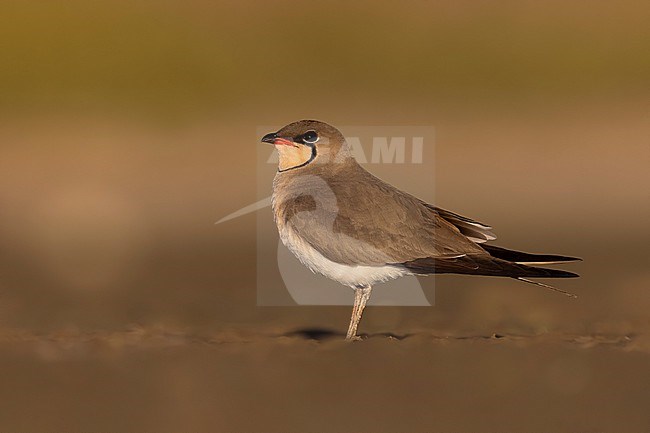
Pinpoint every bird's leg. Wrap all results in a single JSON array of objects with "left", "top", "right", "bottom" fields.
[{"left": 346, "top": 285, "right": 372, "bottom": 341}]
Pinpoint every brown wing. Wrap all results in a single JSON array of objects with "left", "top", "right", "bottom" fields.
[
  {"left": 424, "top": 205, "right": 496, "bottom": 243},
  {"left": 275, "top": 162, "right": 487, "bottom": 266}
]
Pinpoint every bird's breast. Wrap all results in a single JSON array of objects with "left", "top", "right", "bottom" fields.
[{"left": 274, "top": 221, "right": 407, "bottom": 288}]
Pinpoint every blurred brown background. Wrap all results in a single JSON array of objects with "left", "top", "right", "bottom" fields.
[{"left": 0, "top": 1, "right": 649, "bottom": 432}]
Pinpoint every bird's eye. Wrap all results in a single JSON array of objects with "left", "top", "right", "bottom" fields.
[{"left": 302, "top": 131, "right": 319, "bottom": 144}]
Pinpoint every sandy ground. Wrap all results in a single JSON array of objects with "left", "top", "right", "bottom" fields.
[{"left": 1, "top": 327, "right": 649, "bottom": 433}]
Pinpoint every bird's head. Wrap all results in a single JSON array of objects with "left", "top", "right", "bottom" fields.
[{"left": 261, "top": 120, "right": 351, "bottom": 172}]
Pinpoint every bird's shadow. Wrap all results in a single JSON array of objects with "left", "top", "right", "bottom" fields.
[{"left": 283, "top": 327, "right": 411, "bottom": 341}]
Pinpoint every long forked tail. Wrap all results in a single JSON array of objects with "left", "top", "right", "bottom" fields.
[
  {"left": 401, "top": 254, "right": 580, "bottom": 297},
  {"left": 485, "top": 245, "right": 581, "bottom": 297},
  {"left": 515, "top": 277, "right": 577, "bottom": 298}
]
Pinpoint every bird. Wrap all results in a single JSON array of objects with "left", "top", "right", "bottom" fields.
[{"left": 262, "top": 120, "right": 580, "bottom": 340}]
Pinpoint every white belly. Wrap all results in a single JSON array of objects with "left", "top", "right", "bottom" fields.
[{"left": 278, "top": 226, "right": 408, "bottom": 288}]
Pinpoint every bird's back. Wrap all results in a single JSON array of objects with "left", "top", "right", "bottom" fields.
[{"left": 272, "top": 159, "right": 486, "bottom": 268}]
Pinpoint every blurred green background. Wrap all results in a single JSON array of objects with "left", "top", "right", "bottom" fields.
[
  {"left": 2, "top": 0, "right": 649, "bottom": 117},
  {"left": 0, "top": 1, "right": 649, "bottom": 431}
]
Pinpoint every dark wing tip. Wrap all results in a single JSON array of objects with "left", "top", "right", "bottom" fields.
[
  {"left": 400, "top": 256, "right": 580, "bottom": 279},
  {"left": 482, "top": 244, "right": 582, "bottom": 264},
  {"left": 539, "top": 268, "right": 580, "bottom": 278}
]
